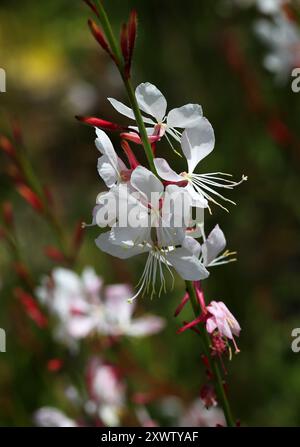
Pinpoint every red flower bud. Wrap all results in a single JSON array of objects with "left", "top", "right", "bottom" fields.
[
  {"left": 76, "top": 115, "right": 126, "bottom": 131},
  {"left": 15, "top": 288, "right": 48, "bottom": 329},
  {"left": 120, "top": 23, "right": 129, "bottom": 66},
  {"left": 88, "top": 19, "right": 115, "bottom": 62},
  {"left": 121, "top": 10, "right": 138, "bottom": 79},
  {"left": 0, "top": 136, "right": 16, "bottom": 159},
  {"left": 47, "top": 358, "right": 63, "bottom": 372},
  {"left": 16, "top": 185, "right": 44, "bottom": 213},
  {"left": 126, "top": 10, "right": 137, "bottom": 78},
  {"left": 83, "top": 0, "right": 99, "bottom": 18},
  {"left": 44, "top": 246, "right": 66, "bottom": 263}
]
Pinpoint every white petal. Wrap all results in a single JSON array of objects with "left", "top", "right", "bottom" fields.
[
  {"left": 181, "top": 118, "right": 215, "bottom": 173},
  {"left": 108, "top": 97, "right": 154, "bottom": 124},
  {"left": 97, "top": 155, "right": 118, "bottom": 188},
  {"left": 206, "top": 317, "right": 217, "bottom": 334},
  {"left": 95, "top": 128, "right": 116, "bottom": 157},
  {"left": 34, "top": 408, "right": 77, "bottom": 427},
  {"left": 107, "top": 97, "right": 136, "bottom": 120},
  {"left": 105, "top": 284, "right": 134, "bottom": 322},
  {"left": 135, "top": 82, "right": 167, "bottom": 121},
  {"left": 130, "top": 166, "right": 163, "bottom": 203},
  {"left": 166, "top": 247, "right": 209, "bottom": 281},
  {"left": 82, "top": 267, "right": 103, "bottom": 296},
  {"left": 52, "top": 268, "right": 81, "bottom": 293},
  {"left": 167, "top": 104, "right": 203, "bottom": 129},
  {"left": 185, "top": 183, "right": 208, "bottom": 208},
  {"left": 202, "top": 224, "right": 226, "bottom": 265},
  {"left": 126, "top": 316, "right": 165, "bottom": 337},
  {"left": 154, "top": 158, "right": 183, "bottom": 182},
  {"left": 68, "top": 315, "right": 98, "bottom": 339},
  {"left": 182, "top": 236, "right": 202, "bottom": 258},
  {"left": 95, "top": 232, "right": 147, "bottom": 259},
  {"left": 109, "top": 226, "right": 151, "bottom": 247}
]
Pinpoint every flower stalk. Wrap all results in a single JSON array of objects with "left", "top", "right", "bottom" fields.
[
  {"left": 88, "top": 0, "right": 237, "bottom": 427},
  {"left": 185, "top": 281, "right": 235, "bottom": 427},
  {"left": 91, "top": 1, "right": 158, "bottom": 175}
]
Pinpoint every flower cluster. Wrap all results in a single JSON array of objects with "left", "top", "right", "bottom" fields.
[
  {"left": 83, "top": 83, "right": 246, "bottom": 310},
  {"left": 36, "top": 267, "right": 165, "bottom": 349}
]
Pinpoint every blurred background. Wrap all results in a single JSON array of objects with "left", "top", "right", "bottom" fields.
[{"left": 1, "top": 0, "right": 300, "bottom": 427}]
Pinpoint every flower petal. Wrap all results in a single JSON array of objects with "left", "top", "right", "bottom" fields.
[
  {"left": 185, "top": 183, "right": 208, "bottom": 208},
  {"left": 206, "top": 317, "right": 217, "bottom": 334},
  {"left": 154, "top": 158, "right": 183, "bottom": 182},
  {"left": 202, "top": 224, "right": 226, "bottom": 266},
  {"left": 126, "top": 316, "right": 165, "bottom": 337},
  {"left": 182, "top": 236, "right": 202, "bottom": 258},
  {"left": 130, "top": 166, "right": 163, "bottom": 203},
  {"left": 167, "top": 104, "right": 203, "bottom": 129},
  {"left": 181, "top": 118, "right": 215, "bottom": 173},
  {"left": 97, "top": 155, "right": 118, "bottom": 188},
  {"left": 105, "top": 284, "right": 134, "bottom": 321},
  {"left": 108, "top": 97, "right": 154, "bottom": 124},
  {"left": 109, "top": 226, "right": 151, "bottom": 247},
  {"left": 135, "top": 82, "right": 167, "bottom": 121},
  {"left": 95, "top": 232, "right": 147, "bottom": 259},
  {"left": 166, "top": 247, "right": 210, "bottom": 281}
]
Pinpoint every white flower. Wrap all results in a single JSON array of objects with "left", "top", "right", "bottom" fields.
[
  {"left": 179, "top": 398, "right": 226, "bottom": 427},
  {"left": 154, "top": 125, "right": 247, "bottom": 211},
  {"left": 96, "top": 166, "right": 209, "bottom": 301},
  {"left": 108, "top": 82, "right": 204, "bottom": 146},
  {"left": 86, "top": 357, "right": 125, "bottom": 427},
  {"left": 232, "top": 0, "right": 287, "bottom": 14},
  {"left": 255, "top": 15, "right": 300, "bottom": 80},
  {"left": 256, "top": 0, "right": 287, "bottom": 14},
  {"left": 36, "top": 267, "right": 165, "bottom": 343},
  {"left": 36, "top": 267, "right": 102, "bottom": 349},
  {"left": 95, "top": 128, "right": 131, "bottom": 188},
  {"left": 34, "top": 407, "right": 77, "bottom": 427},
  {"left": 100, "top": 284, "right": 165, "bottom": 336},
  {"left": 206, "top": 301, "right": 241, "bottom": 341}
]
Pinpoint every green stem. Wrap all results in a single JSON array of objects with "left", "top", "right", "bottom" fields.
[
  {"left": 95, "top": 1, "right": 158, "bottom": 175},
  {"left": 186, "top": 280, "right": 235, "bottom": 427}
]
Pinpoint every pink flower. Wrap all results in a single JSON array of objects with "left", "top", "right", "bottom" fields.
[
  {"left": 86, "top": 357, "right": 126, "bottom": 427},
  {"left": 206, "top": 301, "right": 241, "bottom": 353}
]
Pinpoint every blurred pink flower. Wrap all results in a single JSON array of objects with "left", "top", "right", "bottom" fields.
[
  {"left": 36, "top": 267, "right": 165, "bottom": 348},
  {"left": 34, "top": 407, "right": 77, "bottom": 427},
  {"left": 86, "top": 357, "right": 125, "bottom": 427}
]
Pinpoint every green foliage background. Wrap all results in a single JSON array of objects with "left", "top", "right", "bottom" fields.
[{"left": 1, "top": 0, "right": 300, "bottom": 427}]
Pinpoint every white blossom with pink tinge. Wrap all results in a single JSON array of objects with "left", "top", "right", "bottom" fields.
[
  {"left": 36, "top": 267, "right": 165, "bottom": 348},
  {"left": 179, "top": 398, "right": 226, "bottom": 427},
  {"left": 34, "top": 407, "right": 78, "bottom": 427},
  {"left": 206, "top": 301, "right": 241, "bottom": 352},
  {"left": 108, "top": 82, "right": 204, "bottom": 147},
  {"left": 86, "top": 357, "right": 125, "bottom": 427}
]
